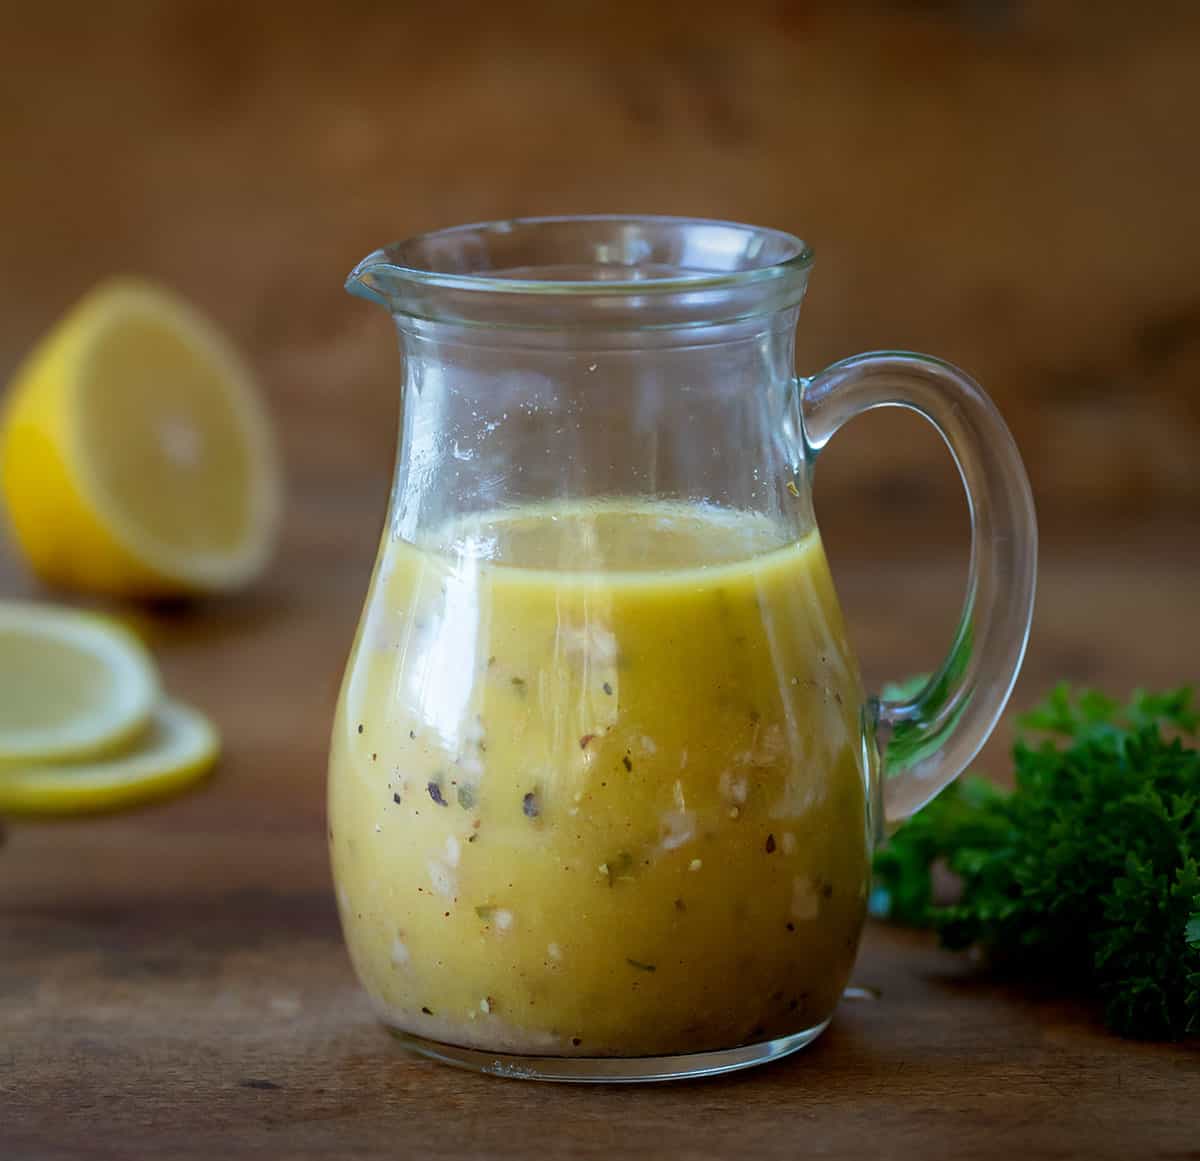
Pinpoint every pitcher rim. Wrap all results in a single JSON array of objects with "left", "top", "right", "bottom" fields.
[{"left": 347, "top": 214, "right": 815, "bottom": 299}]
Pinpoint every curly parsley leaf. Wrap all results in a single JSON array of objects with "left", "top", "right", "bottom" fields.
[{"left": 872, "top": 684, "right": 1200, "bottom": 1040}]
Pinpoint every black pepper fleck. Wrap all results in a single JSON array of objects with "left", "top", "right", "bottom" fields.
[
  {"left": 786, "top": 922, "right": 796, "bottom": 932},
  {"left": 522, "top": 790, "right": 540, "bottom": 818},
  {"left": 392, "top": 792, "right": 401, "bottom": 805},
  {"left": 765, "top": 833, "right": 776, "bottom": 854},
  {"left": 427, "top": 781, "right": 448, "bottom": 806},
  {"left": 602, "top": 682, "right": 613, "bottom": 695},
  {"left": 571, "top": 1037, "right": 582, "bottom": 1047},
  {"left": 626, "top": 958, "right": 657, "bottom": 973},
  {"left": 421, "top": 1006, "right": 433, "bottom": 1015},
  {"left": 622, "top": 754, "right": 633, "bottom": 772},
  {"left": 357, "top": 723, "right": 364, "bottom": 734},
  {"left": 239, "top": 1078, "right": 281, "bottom": 1091},
  {"left": 409, "top": 729, "right": 416, "bottom": 740},
  {"left": 822, "top": 883, "right": 834, "bottom": 899}
]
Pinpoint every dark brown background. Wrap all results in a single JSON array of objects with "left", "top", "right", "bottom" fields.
[{"left": 2, "top": 3, "right": 1198, "bottom": 1158}]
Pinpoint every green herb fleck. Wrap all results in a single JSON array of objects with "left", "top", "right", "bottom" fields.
[
  {"left": 475, "top": 905, "right": 495, "bottom": 921},
  {"left": 511, "top": 676, "right": 527, "bottom": 695},
  {"left": 457, "top": 785, "right": 476, "bottom": 809},
  {"left": 626, "top": 958, "right": 657, "bottom": 973}
]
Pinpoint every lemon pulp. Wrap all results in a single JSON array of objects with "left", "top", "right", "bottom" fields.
[
  {"left": 0, "top": 279, "right": 281, "bottom": 597},
  {"left": 0, "top": 601, "right": 159, "bottom": 764},
  {"left": 0, "top": 698, "right": 219, "bottom": 815}
]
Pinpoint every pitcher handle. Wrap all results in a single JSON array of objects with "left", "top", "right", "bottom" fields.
[{"left": 800, "top": 351, "right": 1037, "bottom": 827}]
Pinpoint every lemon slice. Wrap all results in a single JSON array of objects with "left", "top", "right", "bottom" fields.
[
  {"left": 0, "top": 698, "right": 218, "bottom": 815},
  {"left": 0, "top": 279, "right": 281, "bottom": 597},
  {"left": 0, "top": 601, "right": 159, "bottom": 765}
]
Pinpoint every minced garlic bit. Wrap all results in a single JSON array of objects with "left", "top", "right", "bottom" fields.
[
  {"left": 391, "top": 937, "right": 410, "bottom": 967},
  {"left": 719, "top": 770, "right": 749, "bottom": 804},
  {"left": 728, "top": 806, "right": 741, "bottom": 820},
  {"left": 444, "top": 835, "right": 461, "bottom": 867},
  {"left": 597, "top": 862, "right": 610, "bottom": 878},
  {"left": 427, "top": 859, "right": 456, "bottom": 898},
  {"left": 781, "top": 832, "right": 797, "bottom": 855},
  {"left": 689, "top": 858, "right": 703, "bottom": 872},
  {"left": 547, "top": 942, "right": 562, "bottom": 961},
  {"left": 660, "top": 809, "right": 696, "bottom": 850},
  {"left": 791, "top": 875, "right": 821, "bottom": 920},
  {"left": 479, "top": 996, "right": 493, "bottom": 1014},
  {"left": 493, "top": 908, "right": 514, "bottom": 932}
]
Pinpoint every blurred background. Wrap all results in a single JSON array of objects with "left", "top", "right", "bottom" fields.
[{"left": 1, "top": 0, "right": 1197, "bottom": 849}]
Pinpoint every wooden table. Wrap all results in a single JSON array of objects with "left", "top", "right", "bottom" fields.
[
  {"left": 3, "top": 3, "right": 1200, "bottom": 1155},
  {"left": 3, "top": 496, "right": 1198, "bottom": 1159}
]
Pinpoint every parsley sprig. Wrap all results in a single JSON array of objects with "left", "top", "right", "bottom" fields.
[{"left": 872, "top": 684, "right": 1200, "bottom": 1039}]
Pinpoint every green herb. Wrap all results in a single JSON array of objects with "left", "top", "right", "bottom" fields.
[
  {"left": 474, "top": 904, "right": 495, "bottom": 921},
  {"left": 626, "top": 958, "right": 657, "bottom": 972},
  {"left": 873, "top": 684, "right": 1200, "bottom": 1040},
  {"left": 601, "top": 850, "right": 636, "bottom": 886},
  {"left": 457, "top": 785, "right": 476, "bottom": 809}
]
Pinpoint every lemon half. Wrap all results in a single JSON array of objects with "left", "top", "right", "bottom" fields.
[
  {"left": 1, "top": 279, "right": 281, "bottom": 597},
  {"left": 0, "top": 698, "right": 218, "bottom": 815},
  {"left": 0, "top": 601, "right": 159, "bottom": 764}
]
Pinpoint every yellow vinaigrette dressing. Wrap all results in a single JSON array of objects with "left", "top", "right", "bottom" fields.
[{"left": 329, "top": 501, "right": 872, "bottom": 1057}]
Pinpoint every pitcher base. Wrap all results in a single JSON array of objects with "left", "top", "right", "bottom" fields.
[{"left": 386, "top": 1017, "right": 832, "bottom": 1083}]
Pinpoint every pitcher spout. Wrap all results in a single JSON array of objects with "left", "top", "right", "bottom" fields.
[{"left": 345, "top": 249, "right": 401, "bottom": 308}]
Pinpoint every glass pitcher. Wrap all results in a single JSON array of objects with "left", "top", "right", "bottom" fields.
[{"left": 329, "top": 215, "right": 1036, "bottom": 1082}]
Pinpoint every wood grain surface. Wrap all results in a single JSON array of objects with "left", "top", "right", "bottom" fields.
[{"left": 2, "top": 2, "right": 1199, "bottom": 1157}]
